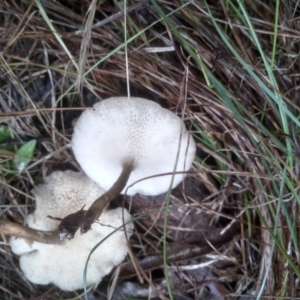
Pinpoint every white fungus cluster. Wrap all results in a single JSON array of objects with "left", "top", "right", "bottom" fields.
[{"left": 9, "top": 96, "right": 196, "bottom": 292}]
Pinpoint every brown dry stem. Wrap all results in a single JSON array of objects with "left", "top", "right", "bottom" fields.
[{"left": 0, "top": 218, "right": 59, "bottom": 244}]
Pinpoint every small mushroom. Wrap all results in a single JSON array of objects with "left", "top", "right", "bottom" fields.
[
  {"left": 59, "top": 97, "right": 196, "bottom": 237},
  {"left": 9, "top": 170, "right": 133, "bottom": 291}
]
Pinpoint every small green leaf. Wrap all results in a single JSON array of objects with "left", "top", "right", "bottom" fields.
[
  {"left": 13, "top": 140, "right": 36, "bottom": 172},
  {"left": 0, "top": 125, "right": 10, "bottom": 143}
]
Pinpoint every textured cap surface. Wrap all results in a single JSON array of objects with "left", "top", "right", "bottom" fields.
[
  {"left": 10, "top": 171, "right": 133, "bottom": 291},
  {"left": 72, "top": 97, "right": 196, "bottom": 196}
]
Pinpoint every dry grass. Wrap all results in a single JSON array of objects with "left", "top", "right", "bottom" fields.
[{"left": 0, "top": 0, "right": 300, "bottom": 299}]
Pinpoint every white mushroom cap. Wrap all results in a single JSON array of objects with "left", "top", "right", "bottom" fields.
[
  {"left": 72, "top": 97, "right": 196, "bottom": 196},
  {"left": 10, "top": 170, "right": 133, "bottom": 291}
]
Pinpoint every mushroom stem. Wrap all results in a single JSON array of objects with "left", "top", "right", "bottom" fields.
[
  {"left": 83, "top": 160, "right": 134, "bottom": 231},
  {"left": 0, "top": 218, "right": 59, "bottom": 244},
  {"left": 58, "top": 160, "right": 134, "bottom": 239}
]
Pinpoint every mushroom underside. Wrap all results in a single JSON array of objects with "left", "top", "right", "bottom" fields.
[{"left": 58, "top": 97, "right": 196, "bottom": 239}]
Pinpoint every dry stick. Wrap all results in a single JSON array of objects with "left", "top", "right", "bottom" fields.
[
  {"left": 0, "top": 162, "right": 134, "bottom": 243},
  {"left": 119, "top": 223, "right": 241, "bottom": 278},
  {"left": 58, "top": 161, "right": 134, "bottom": 239},
  {"left": 0, "top": 218, "right": 59, "bottom": 244}
]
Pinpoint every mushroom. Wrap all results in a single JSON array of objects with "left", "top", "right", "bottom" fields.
[
  {"left": 9, "top": 170, "right": 133, "bottom": 291},
  {"left": 59, "top": 96, "right": 196, "bottom": 238}
]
